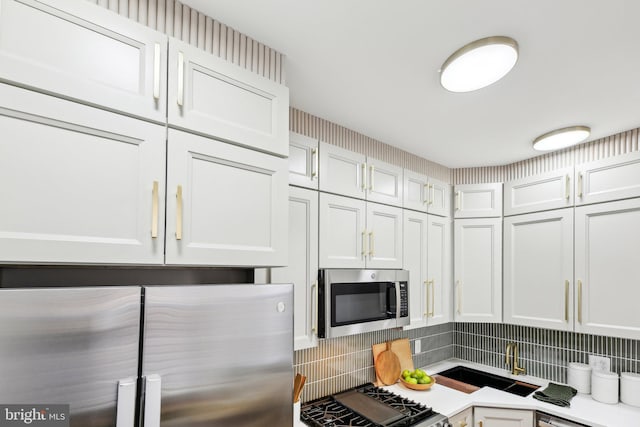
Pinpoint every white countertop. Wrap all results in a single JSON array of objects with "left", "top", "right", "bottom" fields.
[{"left": 295, "top": 359, "right": 640, "bottom": 427}]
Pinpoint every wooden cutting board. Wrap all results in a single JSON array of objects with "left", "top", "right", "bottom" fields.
[
  {"left": 374, "top": 341, "right": 401, "bottom": 385},
  {"left": 372, "top": 339, "right": 414, "bottom": 385}
]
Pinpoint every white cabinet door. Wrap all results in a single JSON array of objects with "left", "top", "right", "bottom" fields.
[
  {"left": 449, "top": 407, "right": 473, "bottom": 427},
  {"left": 504, "top": 167, "right": 574, "bottom": 216},
  {"left": 575, "top": 151, "right": 640, "bottom": 206},
  {"left": 0, "top": 83, "right": 165, "bottom": 264},
  {"left": 168, "top": 38, "right": 289, "bottom": 157},
  {"left": 271, "top": 187, "right": 318, "bottom": 350},
  {"left": 454, "top": 183, "right": 503, "bottom": 218},
  {"left": 319, "top": 193, "right": 366, "bottom": 268},
  {"left": 0, "top": 0, "right": 167, "bottom": 123},
  {"left": 366, "top": 202, "right": 403, "bottom": 269},
  {"left": 427, "top": 215, "right": 453, "bottom": 325},
  {"left": 428, "top": 177, "right": 452, "bottom": 218},
  {"left": 403, "top": 211, "right": 428, "bottom": 329},
  {"left": 454, "top": 218, "right": 502, "bottom": 323},
  {"left": 165, "top": 129, "right": 288, "bottom": 266},
  {"left": 319, "top": 142, "right": 366, "bottom": 199},
  {"left": 474, "top": 407, "right": 534, "bottom": 427},
  {"left": 366, "top": 158, "right": 403, "bottom": 207},
  {"left": 404, "top": 170, "right": 430, "bottom": 212},
  {"left": 575, "top": 198, "right": 640, "bottom": 340},
  {"left": 288, "top": 132, "right": 319, "bottom": 189},
  {"left": 504, "top": 209, "right": 574, "bottom": 330}
]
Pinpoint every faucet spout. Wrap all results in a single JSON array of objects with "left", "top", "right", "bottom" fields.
[{"left": 505, "top": 342, "right": 526, "bottom": 375}]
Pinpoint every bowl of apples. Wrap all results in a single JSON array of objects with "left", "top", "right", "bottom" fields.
[{"left": 400, "top": 368, "right": 435, "bottom": 391}]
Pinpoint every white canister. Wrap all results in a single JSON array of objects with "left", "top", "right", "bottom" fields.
[
  {"left": 621, "top": 372, "right": 640, "bottom": 407},
  {"left": 591, "top": 370, "right": 619, "bottom": 404},
  {"left": 567, "top": 362, "right": 592, "bottom": 394}
]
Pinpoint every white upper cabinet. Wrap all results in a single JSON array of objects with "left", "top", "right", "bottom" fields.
[
  {"left": 575, "top": 198, "right": 640, "bottom": 340},
  {"left": 504, "top": 209, "right": 574, "bottom": 330},
  {"left": 454, "top": 218, "right": 502, "bottom": 323},
  {"left": 403, "top": 170, "right": 451, "bottom": 217},
  {"left": 0, "top": 0, "right": 167, "bottom": 123},
  {"left": 168, "top": 38, "right": 289, "bottom": 157},
  {"left": 366, "top": 158, "right": 403, "bottom": 207},
  {"left": 575, "top": 151, "right": 640, "bottom": 206},
  {"left": 427, "top": 215, "right": 453, "bottom": 326},
  {"left": 271, "top": 187, "right": 319, "bottom": 351},
  {"left": 366, "top": 202, "right": 403, "bottom": 269},
  {"left": 319, "top": 142, "right": 366, "bottom": 199},
  {"left": 504, "top": 167, "right": 574, "bottom": 216},
  {"left": 319, "top": 193, "right": 366, "bottom": 268},
  {"left": 288, "top": 132, "right": 319, "bottom": 189},
  {"left": 454, "top": 183, "right": 503, "bottom": 218},
  {"left": 165, "top": 129, "right": 288, "bottom": 267},
  {"left": 0, "top": 83, "right": 166, "bottom": 264},
  {"left": 319, "top": 194, "right": 402, "bottom": 268}
]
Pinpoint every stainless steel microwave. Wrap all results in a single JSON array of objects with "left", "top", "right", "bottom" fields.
[{"left": 317, "top": 269, "right": 409, "bottom": 339}]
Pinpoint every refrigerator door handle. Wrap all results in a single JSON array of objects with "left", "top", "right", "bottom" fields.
[
  {"left": 116, "top": 378, "right": 137, "bottom": 427},
  {"left": 144, "top": 374, "right": 162, "bottom": 427}
]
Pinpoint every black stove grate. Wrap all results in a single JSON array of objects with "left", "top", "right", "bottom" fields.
[{"left": 300, "top": 383, "right": 436, "bottom": 427}]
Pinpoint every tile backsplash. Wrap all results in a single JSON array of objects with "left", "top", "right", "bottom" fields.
[
  {"left": 454, "top": 323, "right": 640, "bottom": 384},
  {"left": 294, "top": 323, "right": 453, "bottom": 402}
]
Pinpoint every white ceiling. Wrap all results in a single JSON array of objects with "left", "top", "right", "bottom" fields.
[{"left": 181, "top": 0, "right": 640, "bottom": 168}]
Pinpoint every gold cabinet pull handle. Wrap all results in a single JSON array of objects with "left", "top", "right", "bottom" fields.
[
  {"left": 311, "top": 281, "right": 318, "bottom": 333},
  {"left": 428, "top": 184, "right": 434, "bottom": 206},
  {"left": 361, "top": 230, "right": 367, "bottom": 259},
  {"left": 423, "top": 280, "right": 429, "bottom": 317},
  {"left": 430, "top": 279, "right": 435, "bottom": 317},
  {"left": 361, "top": 163, "right": 367, "bottom": 192},
  {"left": 369, "top": 164, "right": 375, "bottom": 191},
  {"left": 456, "top": 280, "right": 461, "bottom": 315},
  {"left": 478, "top": 421, "right": 483, "bottom": 427},
  {"left": 153, "top": 43, "right": 161, "bottom": 100},
  {"left": 455, "top": 191, "right": 460, "bottom": 211},
  {"left": 565, "top": 174, "right": 570, "bottom": 200},
  {"left": 151, "top": 181, "right": 159, "bottom": 238},
  {"left": 578, "top": 280, "right": 583, "bottom": 323},
  {"left": 177, "top": 51, "right": 185, "bottom": 106},
  {"left": 368, "top": 231, "right": 374, "bottom": 258},
  {"left": 578, "top": 172, "right": 583, "bottom": 198},
  {"left": 423, "top": 183, "right": 429, "bottom": 205},
  {"left": 311, "top": 148, "right": 318, "bottom": 179},
  {"left": 176, "top": 185, "right": 183, "bottom": 240},
  {"left": 565, "top": 280, "right": 569, "bottom": 322}
]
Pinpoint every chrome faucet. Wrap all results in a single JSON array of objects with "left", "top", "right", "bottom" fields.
[{"left": 505, "top": 342, "right": 526, "bottom": 375}]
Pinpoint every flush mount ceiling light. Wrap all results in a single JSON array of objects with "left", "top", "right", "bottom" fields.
[
  {"left": 440, "top": 36, "right": 519, "bottom": 92},
  {"left": 532, "top": 126, "right": 591, "bottom": 151}
]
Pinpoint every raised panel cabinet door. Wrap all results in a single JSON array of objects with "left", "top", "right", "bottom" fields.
[
  {"left": 288, "top": 132, "right": 319, "bottom": 189},
  {"left": 575, "top": 151, "right": 640, "bottom": 206},
  {"left": 0, "top": 83, "right": 166, "bottom": 265},
  {"left": 454, "top": 218, "right": 502, "bottom": 323},
  {"left": 366, "top": 157, "right": 403, "bottom": 207},
  {"left": 402, "top": 210, "right": 429, "bottom": 329},
  {"left": 403, "top": 170, "right": 429, "bottom": 212},
  {"left": 454, "top": 183, "right": 503, "bottom": 218},
  {"left": 319, "top": 142, "right": 367, "bottom": 199},
  {"left": 428, "top": 177, "right": 452, "bottom": 218},
  {"left": 504, "top": 167, "right": 574, "bottom": 216},
  {"left": 165, "top": 129, "right": 288, "bottom": 267},
  {"left": 474, "top": 407, "right": 534, "bottom": 427},
  {"left": 366, "top": 202, "right": 403, "bottom": 269},
  {"left": 449, "top": 407, "right": 473, "bottom": 427},
  {"left": 168, "top": 38, "right": 289, "bottom": 157},
  {"left": 319, "top": 193, "right": 366, "bottom": 268},
  {"left": 504, "top": 209, "right": 574, "bottom": 330},
  {"left": 271, "top": 186, "right": 319, "bottom": 350},
  {"left": 575, "top": 198, "right": 640, "bottom": 340},
  {"left": 427, "top": 215, "right": 453, "bottom": 325},
  {"left": 0, "top": 0, "right": 168, "bottom": 123}
]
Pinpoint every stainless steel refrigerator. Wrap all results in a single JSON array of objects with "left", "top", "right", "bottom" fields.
[{"left": 0, "top": 284, "right": 293, "bottom": 427}]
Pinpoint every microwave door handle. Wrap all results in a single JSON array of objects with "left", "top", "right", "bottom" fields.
[{"left": 395, "top": 282, "right": 401, "bottom": 319}]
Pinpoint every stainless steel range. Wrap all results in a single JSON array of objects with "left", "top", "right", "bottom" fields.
[{"left": 300, "top": 383, "right": 451, "bottom": 427}]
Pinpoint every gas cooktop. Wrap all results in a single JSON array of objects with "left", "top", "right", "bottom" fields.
[{"left": 300, "top": 383, "right": 450, "bottom": 427}]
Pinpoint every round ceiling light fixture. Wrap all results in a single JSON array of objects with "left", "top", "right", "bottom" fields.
[
  {"left": 532, "top": 126, "right": 591, "bottom": 151},
  {"left": 440, "top": 36, "right": 519, "bottom": 92}
]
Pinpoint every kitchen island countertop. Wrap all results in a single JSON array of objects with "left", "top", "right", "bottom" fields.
[{"left": 295, "top": 358, "right": 640, "bottom": 427}]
